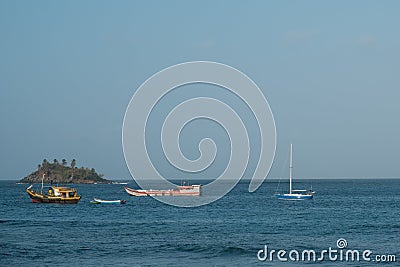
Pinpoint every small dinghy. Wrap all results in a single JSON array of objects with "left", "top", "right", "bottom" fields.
[{"left": 90, "top": 198, "right": 126, "bottom": 204}]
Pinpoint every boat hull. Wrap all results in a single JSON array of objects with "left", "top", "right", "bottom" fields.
[
  {"left": 275, "top": 193, "right": 313, "bottom": 200},
  {"left": 124, "top": 185, "right": 201, "bottom": 197},
  {"left": 91, "top": 198, "right": 126, "bottom": 204}
]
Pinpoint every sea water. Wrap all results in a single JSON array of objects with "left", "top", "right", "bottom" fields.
[{"left": 1, "top": 179, "right": 399, "bottom": 266}]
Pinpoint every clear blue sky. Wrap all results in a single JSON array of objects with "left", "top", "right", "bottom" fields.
[{"left": 1, "top": 1, "right": 399, "bottom": 180}]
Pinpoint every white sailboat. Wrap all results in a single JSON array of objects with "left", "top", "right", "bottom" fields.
[{"left": 275, "top": 144, "right": 315, "bottom": 200}]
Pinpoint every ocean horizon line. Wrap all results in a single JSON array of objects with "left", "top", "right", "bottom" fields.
[{"left": 4, "top": 176, "right": 400, "bottom": 182}]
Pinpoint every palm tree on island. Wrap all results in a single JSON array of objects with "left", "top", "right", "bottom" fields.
[
  {"left": 41, "top": 159, "right": 49, "bottom": 179},
  {"left": 70, "top": 159, "right": 76, "bottom": 180}
]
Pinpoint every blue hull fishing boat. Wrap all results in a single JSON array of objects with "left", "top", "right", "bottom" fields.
[
  {"left": 275, "top": 144, "right": 315, "bottom": 200},
  {"left": 90, "top": 198, "right": 126, "bottom": 204}
]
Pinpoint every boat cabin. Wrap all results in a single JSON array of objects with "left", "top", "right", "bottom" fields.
[{"left": 48, "top": 186, "right": 78, "bottom": 198}]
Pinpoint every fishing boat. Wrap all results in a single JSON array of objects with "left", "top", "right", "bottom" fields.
[
  {"left": 275, "top": 144, "right": 315, "bottom": 200},
  {"left": 26, "top": 184, "right": 81, "bottom": 204},
  {"left": 90, "top": 198, "right": 126, "bottom": 204},
  {"left": 124, "top": 184, "right": 201, "bottom": 197}
]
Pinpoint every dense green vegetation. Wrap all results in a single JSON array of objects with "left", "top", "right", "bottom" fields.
[{"left": 20, "top": 159, "right": 111, "bottom": 184}]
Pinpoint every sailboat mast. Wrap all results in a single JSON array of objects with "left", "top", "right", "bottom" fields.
[{"left": 289, "top": 144, "right": 293, "bottom": 194}]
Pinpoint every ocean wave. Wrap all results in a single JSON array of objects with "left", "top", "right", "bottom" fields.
[
  {"left": 219, "top": 246, "right": 250, "bottom": 255},
  {"left": 171, "top": 243, "right": 253, "bottom": 257}
]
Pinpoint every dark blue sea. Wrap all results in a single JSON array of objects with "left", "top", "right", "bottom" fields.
[{"left": 1, "top": 179, "right": 399, "bottom": 266}]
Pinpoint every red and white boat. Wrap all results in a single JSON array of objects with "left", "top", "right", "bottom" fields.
[{"left": 124, "top": 184, "right": 201, "bottom": 197}]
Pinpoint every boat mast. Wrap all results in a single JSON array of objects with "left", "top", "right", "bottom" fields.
[
  {"left": 289, "top": 144, "right": 293, "bottom": 194},
  {"left": 41, "top": 173, "right": 45, "bottom": 194}
]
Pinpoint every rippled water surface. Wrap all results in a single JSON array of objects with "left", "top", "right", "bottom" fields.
[{"left": 1, "top": 179, "right": 399, "bottom": 266}]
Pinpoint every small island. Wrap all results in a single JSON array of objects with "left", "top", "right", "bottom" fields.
[{"left": 20, "top": 159, "right": 112, "bottom": 184}]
